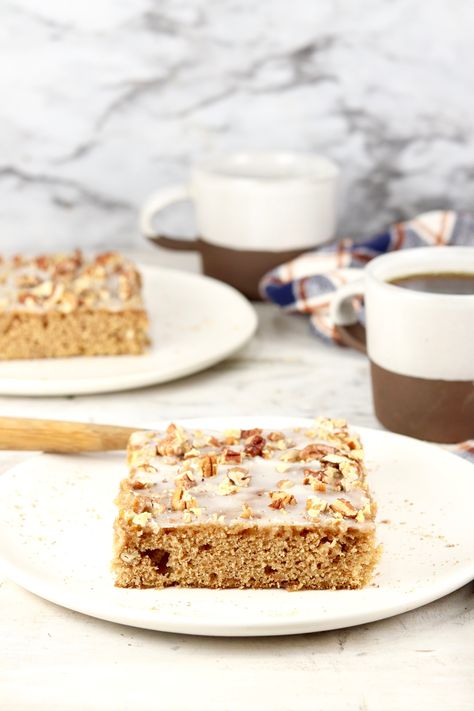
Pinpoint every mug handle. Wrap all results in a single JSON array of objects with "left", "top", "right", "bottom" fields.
[
  {"left": 330, "top": 278, "right": 368, "bottom": 354},
  {"left": 139, "top": 185, "right": 199, "bottom": 251}
]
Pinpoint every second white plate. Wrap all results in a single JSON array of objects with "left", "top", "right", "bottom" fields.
[
  {"left": 0, "top": 417, "right": 472, "bottom": 636},
  {"left": 0, "top": 265, "right": 257, "bottom": 396}
]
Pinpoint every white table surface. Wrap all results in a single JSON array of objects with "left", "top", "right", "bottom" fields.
[{"left": 0, "top": 249, "right": 472, "bottom": 711}]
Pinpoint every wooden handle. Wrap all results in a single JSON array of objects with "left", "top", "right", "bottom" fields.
[{"left": 0, "top": 417, "right": 140, "bottom": 453}]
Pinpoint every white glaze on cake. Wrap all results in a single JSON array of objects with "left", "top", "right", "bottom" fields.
[
  {"left": 124, "top": 420, "right": 375, "bottom": 532},
  {"left": 0, "top": 250, "right": 144, "bottom": 313}
]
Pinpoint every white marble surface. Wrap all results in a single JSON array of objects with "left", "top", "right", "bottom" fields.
[
  {"left": 1, "top": 0, "right": 474, "bottom": 252},
  {"left": 0, "top": 251, "right": 472, "bottom": 709}
]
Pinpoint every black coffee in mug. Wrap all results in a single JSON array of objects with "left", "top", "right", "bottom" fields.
[{"left": 390, "top": 272, "right": 474, "bottom": 295}]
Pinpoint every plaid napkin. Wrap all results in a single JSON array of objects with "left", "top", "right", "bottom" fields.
[{"left": 260, "top": 210, "right": 474, "bottom": 463}]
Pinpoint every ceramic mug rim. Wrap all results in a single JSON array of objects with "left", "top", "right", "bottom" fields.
[
  {"left": 192, "top": 151, "right": 340, "bottom": 185},
  {"left": 365, "top": 246, "right": 474, "bottom": 302}
]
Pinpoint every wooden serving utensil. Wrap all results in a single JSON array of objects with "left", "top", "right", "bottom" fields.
[{"left": 0, "top": 416, "right": 140, "bottom": 453}]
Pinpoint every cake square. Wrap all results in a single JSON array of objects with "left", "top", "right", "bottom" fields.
[
  {"left": 113, "top": 418, "right": 379, "bottom": 590},
  {"left": 0, "top": 250, "right": 149, "bottom": 359}
]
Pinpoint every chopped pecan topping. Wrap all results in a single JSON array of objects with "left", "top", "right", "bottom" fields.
[
  {"left": 132, "top": 495, "right": 165, "bottom": 515},
  {"left": 156, "top": 423, "right": 191, "bottom": 457},
  {"left": 345, "top": 436, "right": 361, "bottom": 451},
  {"left": 273, "top": 437, "right": 295, "bottom": 450},
  {"left": 338, "top": 459, "right": 359, "bottom": 485},
  {"left": 244, "top": 434, "right": 266, "bottom": 458},
  {"left": 218, "top": 477, "right": 239, "bottom": 496},
  {"left": 136, "top": 463, "right": 157, "bottom": 473},
  {"left": 2, "top": 250, "right": 143, "bottom": 314},
  {"left": 241, "top": 428, "right": 262, "bottom": 439},
  {"left": 321, "top": 453, "right": 350, "bottom": 465},
  {"left": 303, "top": 468, "right": 327, "bottom": 492},
  {"left": 268, "top": 490, "right": 297, "bottom": 509},
  {"left": 240, "top": 503, "right": 255, "bottom": 520},
  {"left": 330, "top": 498, "right": 358, "bottom": 518},
  {"left": 171, "top": 486, "right": 198, "bottom": 511},
  {"left": 131, "top": 512, "right": 152, "bottom": 527},
  {"left": 34, "top": 255, "right": 50, "bottom": 270},
  {"left": 268, "top": 431, "right": 285, "bottom": 442},
  {"left": 300, "top": 444, "right": 337, "bottom": 461},
  {"left": 198, "top": 454, "right": 218, "bottom": 478},
  {"left": 227, "top": 467, "right": 250, "bottom": 487},
  {"left": 321, "top": 465, "right": 343, "bottom": 491},
  {"left": 218, "top": 467, "right": 250, "bottom": 495},
  {"left": 31, "top": 280, "right": 54, "bottom": 298},
  {"left": 18, "top": 292, "right": 39, "bottom": 308},
  {"left": 57, "top": 291, "right": 78, "bottom": 313},
  {"left": 302, "top": 467, "right": 322, "bottom": 484},
  {"left": 132, "top": 495, "right": 150, "bottom": 512},
  {"left": 223, "top": 428, "right": 241, "bottom": 445},
  {"left": 219, "top": 447, "right": 242, "bottom": 464},
  {"left": 356, "top": 499, "right": 372, "bottom": 522},
  {"left": 182, "top": 506, "right": 202, "bottom": 522},
  {"left": 280, "top": 448, "right": 300, "bottom": 462},
  {"left": 305, "top": 496, "right": 328, "bottom": 518},
  {"left": 174, "top": 468, "right": 197, "bottom": 489},
  {"left": 183, "top": 447, "right": 201, "bottom": 459},
  {"left": 15, "top": 274, "right": 41, "bottom": 289}
]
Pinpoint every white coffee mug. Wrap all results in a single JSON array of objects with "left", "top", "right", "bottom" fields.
[
  {"left": 330, "top": 246, "right": 474, "bottom": 442},
  {"left": 140, "top": 152, "right": 339, "bottom": 299}
]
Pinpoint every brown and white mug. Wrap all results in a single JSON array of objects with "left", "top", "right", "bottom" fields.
[
  {"left": 139, "top": 152, "right": 339, "bottom": 300},
  {"left": 330, "top": 247, "right": 474, "bottom": 443}
]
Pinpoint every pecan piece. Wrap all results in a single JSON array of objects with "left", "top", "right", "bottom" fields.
[
  {"left": 330, "top": 498, "right": 358, "bottom": 518},
  {"left": 244, "top": 434, "right": 266, "bottom": 457},
  {"left": 156, "top": 423, "right": 191, "bottom": 457},
  {"left": 199, "top": 454, "right": 218, "bottom": 478},
  {"left": 305, "top": 496, "right": 328, "bottom": 518},
  {"left": 303, "top": 468, "right": 327, "bottom": 492},
  {"left": 300, "top": 444, "right": 337, "bottom": 461},
  {"left": 220, "top": 447, "right": 242, "bottom": 464},
  {"left": 322, "top": 453, "right": 349, "bottom": 465},
  {"left": 241, "top": 428, "right": 262, "bottom": 439},
  {"left": 280, "top": 448, "right": 300, "bottom": 462},
  {"left": 34, "top": 255, "right": 51, "bottom": 271},
  {"left": 268, "top": 491, "right": 297, "bottom": 509},
  {"left": 240, "top": 503, "right": 255, "bottom": 520},
  {"left": 268, "top": 431, "right": 285, "bottom": 442},
  {"left": 227, "top": 466, "right": 250, "bottom": 487},
  {"left": 223, "top": 428, "right": 241, "bottom": 445},
  {"left": 302, "top": 467, "right": 322, "bottom": 484},
  {"left": 174, "top": 469, "right": 197, "bottom": 490},
  {"left": 171, "top": 487, "right": 198, "bottom": 511}
]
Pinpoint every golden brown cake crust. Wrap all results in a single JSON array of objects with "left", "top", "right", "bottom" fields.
[
  {"left": 0, "top": 250, "right": 149, "bottom": 358},
  {"left": 113, "top": 419, "right": 380, "bottom": 590},
  {"left": 0, "top": 310, "right": 148, "bottom": 359}
]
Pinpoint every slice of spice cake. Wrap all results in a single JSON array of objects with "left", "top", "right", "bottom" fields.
[
  {"left": 0, "top": 250, "right": 149, "bottom": 359},
  {"left": 113, "top": 418, "right": 379, "bottom": 590}
]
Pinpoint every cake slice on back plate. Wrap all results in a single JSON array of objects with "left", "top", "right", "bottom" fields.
[
  {"left": 0, "top": 250, "right": 149, "bottom": 359},
  {"left": 113, "top": 417, "right": 379, "bottom": 590}
]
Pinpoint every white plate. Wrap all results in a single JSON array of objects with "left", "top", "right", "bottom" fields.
[
  {"left": 0, "top": 266, "right": 257, "bottom": 396},
  {"left": 0, "top": 416, "right": 472, "bottom": 637}
]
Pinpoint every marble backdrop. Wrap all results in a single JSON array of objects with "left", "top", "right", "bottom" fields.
[{"left": 1, "top": 0, "right": 473, "bottom": 252}]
